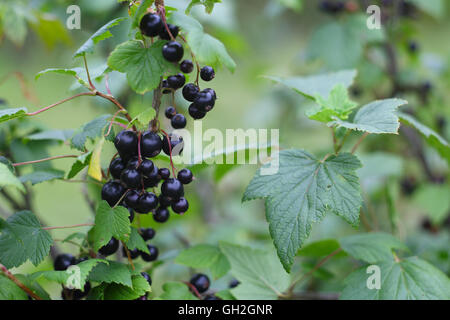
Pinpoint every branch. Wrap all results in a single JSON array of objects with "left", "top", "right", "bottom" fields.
[
  {"left": 0, "top": 263, "right": 42, "bottom": 300},
  {"left": 26, "top": 92, "right": 95, "bottom": 116},
  {"left": 12, "top": 154, "right": 80, "bottom": 167},
  {"left": 42, "top": 223, "right": 94, "bottom": 231}
]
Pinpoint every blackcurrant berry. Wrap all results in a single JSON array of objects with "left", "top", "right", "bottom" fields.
[
  {"left": 109, "top": 158, "right": 125, "bottom": 179},
  {"left": 182, "top": 83, "right": 200, "bottom": 102},
  {"left": 99, "top": 238, "right": 119, "bottom": 256},
  {"left": 159, "top": 23, "right": 179, "bottom": 40},
  {"left": 114, "top": 130, "right": 138, "bottom": 159},
  {"left": 162, "top": 79, "right": 172, "bottom": 94},
  {"left": 180, "top": 60, "right": 194, "bottom": 74},
  {"left": 126, "top": 156, "right": 139, "bottom": 169},
  {"left": 161, "top": 178, "right": 184, "bottom": 199},
  {"left": 143, "top": 165, "right": 161, "bottom": 188},
  {"left": 162, "top": 134, "right": 184, "bottom": 156},
  {"left": 203, "top": 88, "right": 217, "bottom": 100},
  {"left": 137, "top": 192, "right": 158, "bottom": 213},
  {"left": 200, "top": 66, "right": 215, "bottom": 81},
  {"left": 122, "top": 246, "right": 140, "bottom": 259},
  {"left": 193, "top": 91, "right": 215, "bottom": 112},
  {"left": 229, "top": 279, "right": 240, "bottom": 288},
  {"left": 153, "top": 207, "right": 170, "bottom": 223},
  {"left": 121, "top": 203, "right": 135, "bottom": 222},
  {"left": 138, "top": 159, "right": 155, "bottom": 176},
  {"left": 141, "top": 244, "right": 159, "bottom": 262},
  {"left": 139, "top": 228, "right": 156, "bottom": 241},
  {"left": 177, "top": 168, "right": 193, "bottom": 184},
  {"left": 125, "top": 189, "right": 140, "bottom": 210},
  {"left": 120, "top": 168, "right": 142, "bottom": 189},
  {"left": 72, "top": 282, "right": 91, "bottom": 300},
  {"left": 162, "top": 41, "right": 184, "bottom": 62},
  {"left": 141, "top": 131, "right": 163, "bottom": 158},
  {"left": 167, "top": 73, "right": 186, "bottom": 90},
  {"left": 190, "top": 274, "right": 210, "bottom": 294},
  {"left": 171, "top": 114, "right": 187, "bottom": 129},
  {"left": 101, "top": 181, "right": 125, "bottom": 207},
  {"left": 54, "top": 254, "right": 76, "bottom": 271},
  {"left": 158, "top": 168, "right": 171, "bottom": 180},
  {"left": 159, "top": 194, "right": 173, "bottom": 207},
  {"left": 188, "top": 103, "right": 207, "bottom": 120},
  {"left": 75, "top": 256, "right": 89, "bottom": 265},
  {"left": 165, "top": 106, "right": 177, "bottom": 119},
  {"left": 140, "top": 13, "right": 163, "bottom": 37},
  {"left": 171, "top": 197, "right": 189, "bottom": 214},
  {"left": 141, "top": 272, "right": 152, "bottom": 286}
]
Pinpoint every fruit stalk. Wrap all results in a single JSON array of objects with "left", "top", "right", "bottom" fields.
[{"left": 0, "top": 263, "right": 42, "bottom": 300}]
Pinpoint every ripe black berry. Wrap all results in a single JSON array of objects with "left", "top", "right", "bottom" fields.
[
  {"left": 137, "top": 192, "right": 158, "bottom": 213},
  {"left": 138, "top": 159, "right": 155, "bottom": 176},
  {"left": 141, "top": 272, "right": 152, "bottom": 285},
  {"left": 161, "top": 178, "right": 184, "bottom": 199},
  {"left": 158, "top": 168, "right": 171, "bottom": 180},
  {"left": 99, "top": 238, "right": 119, "bottom": 256},
  {"left": 177, "top": 168, "right": 193, "bottom": 184},
  {"left": 122, "top": 246, "right": 140, "bottom": 259},
  {"left": 162, "top": 134, "right": 184, "bottom": 156},
  {"left": 188, "top": 104, "right": 207, "bottom": 120},
  {"left": 126, "top": 156, "right": 139, "bottom": 169},
  {"left": 229, "top": 279, "right": 240, "bottom": 288},
  {"left": 180, "top": 60, "right": 194, "bottom": 73},
  {"left": 171, "top": 197, "right": 189, "bottom": 214},
  {"left": 141, "top": 244, "right": 159, "bottom": 262},
  {"left": 143, "top": 165, "right": 161, "bottom": 188},
  {"left": 171, "top": 114, "right": 187, "bottom": 129},
  {"left": 114, "top": 130, "right": 138, "bottom": 159},
  {"left": 120, "top": 168, "right": 142, "bottom": 189},
  {"left": 193, "top": 91, "right": 215, "bottom": 112},
  {"left": 200, "top": 66, "right": 215, "bottom": 81},
  {"left": 121, "top": 203, "right": 135, "bottom": 222},
  {"left": 101, "top": 181, "right": 125, "bottom": 207},
  {"left": 165, "top": 106, "right": 176, "bottom": 119},
  {"left": 182, "top": 83, "right": 200, "bottom": 102},
  {"left": 167, "top": 73, "right": 186, "bottom": 90},
  {"left": 159, "top": 23, "right": 179, "bottom": 40},
  {"left": 141, "top": 131, "right": 163, "bottom": 158},
  {"left": 154, "top": 207, "right": 170, "bottom": 223},
  {"left": 162, "top": 79, "right": 172, "bottom": 94},
  {"left": 75, "top": 256, "right": 89, "bottom": 265},
  {"left": 159, "top": 195, "right": 173, "bottom": 207},
  {"left": 125, "top": 190, "right": 140, "bottom": 210},
  {"left": 162, "top": 41, "right": 184, "bottom": 62},
  {"left": 140, "top": 13, "right": 163, "bottom": 37},
  {"left": 54, "top": 254, "right": 76, "bottom": 271},
  {"left": 203, "top": 88, "right": 217, "bottom": 100},
  {"left": 139, "top": 228, "right": 156, "bottom": 241},
  {"left": 109, "top": 158, "right": 125, "bottom": 179},
  {"left": 190, "top": 274, "right": 210, "bottom": 293}
]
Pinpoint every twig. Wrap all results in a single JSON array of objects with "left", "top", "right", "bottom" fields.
[
  {"left": 12, "top": 154, "right": 80, "bottom": 167},
  {"left": 0, "top": 263, "right": 42, "bottom": 300},
  {"left": 42, "top": 223, "right": 94, "bottom": 230},
  {"left": 183, "top": 281, "right": 203, "bottom": 299},
  {"left": 26, "top": 92, "right": 95, "bottom": 116},
  {"left": 121, "top": 242, "right": 135, "bottom": 270},
  {"left": 351, "top": 132, "right": 369, "bottom": 154},
  {"left": 83, "top": 55, "right": 95, "bottom": 90}
]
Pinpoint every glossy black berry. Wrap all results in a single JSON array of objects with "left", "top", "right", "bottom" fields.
[
  {"left": 121, "top": 203, "right": 135, "bottom": 222},
  {"left": 158, "top": 168, "right": 171, "bottom": 180},
  {"left": 162, "top": 134, "right": 184, "bottom": 156},
  {"left": 125, "top": 190, "right": 140, "bottom": 210},
  {"left": 182, "top": 83, "right": 200, "bottom": 102},
  {"left": 167, "top": 73, "right": 186, "bottom": 90},
  {"left": 137, "top": 192, "right": 158, "bottom": 213},
  {"left": 180, "top": 60, "right": 194, "bottom": 73},
  {"left": 114, "top": 130, "right": 138, "bottom": 159},
  {"left": 162, "top": 41, "right": 184, "bottom": 62},
  {"left": 159, "top": 195, "right": 173, "bottom": 207},
  {"left": 162, "top": 79, "right": 172, "bottom": 94},
  {"left": 99, "top": 238, "right": 119, "bottom": 256},
  {"left": 126, "top": 156, "right": 139, "bottom": 169},
  {"left": 161, "top": 178, "right": 184, "bottom": 199},
  {"left": 139, "top": 228, "right": 156, "bottom": 241},
  {"left": 171, "top": 114, "right": 187, "bottom": 129},
  {"left": 229, "top": 279, "right": 240, "bottom": 288},
  {"left": 177, "top": 168, "right": 193, "bottom": 184},
  {"left": 200, "top": 66, "right": 215, "bottom": 81},
  {"left": 123, "top": 246, "right": 140, "bottom": 259},
  {"left": 140, "top": 244, "right": 159, "bottom": 262},
  {"left": 140, "top": 13, "right": 163, "bottom": 37},
  {"left": 165, "top": 106, "right": 177, "bottom": 119},
  {"left": 54, "top": 254, "right": 76, "bottom": 271},
  {"left": 138, "top": 159, "right": 155, "bottom": 176},
  {"left": 73, "top": 282, "right": 91, "bottom": 300},
  {"left": 190, "top": 274, "right": 210, "bottom": 294},
  {"left": 159, "top": 23, "right": 179, "bottom": 40},
  {"left": 171, "top": 197, "right": 189, "bottom": 214},
  {"left": 141, "top": 131, "right": 163, "bottom": 158},
  {"left": 154, "top": 207, "right": 170, "bottom": 223},
  {"left": 101, "top": 181, "right": 125, "bottom": 207},
  {"left": 143, "top": 164, "right": 161, "bottom": 187},
  {"left": 120, "top": 168, "right": 142, "bottom": 189},
  {"left": 75, "top": 256, "right": 89, "bottom": 265},
  {"left": 203, "top": 88, "right": 217, "bottom": 100},
  {"left": 188, "top": 103, "right": 207, "bottom": 120},
  {"left": 193, "top": 91, "right": 215, "bottom": 112},
  {"left": 109, "top": 158, "right": 125, "bottom": 179},
  {"left": 141, "top": 272, "right": 152, "bottom": 286}
]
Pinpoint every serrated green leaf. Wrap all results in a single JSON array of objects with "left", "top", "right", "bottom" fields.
[
  {"left": 175, "top": 244, "right": 230, "bottom": 279},
  {"left": 243, "top": 150, "right": 362, "bottom": 271},
  {"left": 219, "top": 242, "right": 290, "bottom": 300},
  {"left": 341, "top": 257, "right": 450, "bottom": 300},
  {"left": 329, "top": 99, "right": 408, "bottom": 134},
  {"left": 103, "top": 274, "right": 151, "bottom": 300},
  {"left": 0, "top": 162, "right": 25, "bottom": 192},
  {"left": 67, "top": 152, "right": 92, "bottom": 179},
  {"left": 89, "top": 201, "right": 131, "bottom": 251},
  {"left": 297, "top": 239, "right": 343, "bottom": 258},
  {"left": 35, "top": 68, "right": 83, "bottom": 81},
  {"left": 26, "top": 129, "right": 75, "bottom": 142},
  {"left": 157, "top": 282, "right": 198, "bottom": 300},
  {"left": 0, "top": 108, "right": 28, "bottom": 124},
  {"left": 19, "top": 169, "right": 65, "bottom": 185},
  {"left": 129, "top": 107, "right": 156, "bottom": 128},
  {"left": 88, "top": 261, "right": 133, "bottom": 287},
  {"left": 0, "top": 275, "right": 28, "bottom": 300},
  {"left": 71, "top": 115, "right": 111, "bottom": 151},
  {"left": 186, "top": 0, "right": 222, "bottom": 14},
  {"left": 14, "top": 274, "right": 51, "bottom": 300},
  {"left": 125, "top": 227, "right": 149, "bottom": 254},
  {"left": 340, "top": 233, "right": 408, "bottom": 264},
  {"left": 74, "top": 18, "right": 126, "bottom": 58},
  {"left": 215, "top": 289, "right": 236, "bottom": 300},
  {"left": 0, "top": 211, "right": 52, "bottom": 268}
]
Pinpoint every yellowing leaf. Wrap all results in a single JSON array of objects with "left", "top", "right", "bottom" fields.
[{"left": 88, "top": 137, "right": 104, "bottom": 181}]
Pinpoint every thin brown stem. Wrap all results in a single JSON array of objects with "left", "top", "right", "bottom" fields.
[
  {"left": 351, "top": 132, "right": 369, "bottom": 154},
  {"left": 42, "top": 223, "right": 94, "bottom": 231},
  {"left": 26, "top": 92, "right": 95, "bottom": 116},
  {"left": 12, "top": 154, "right": 80, "bottom": 167},
  {"left": 121, "top": 242, "right": 135, "bottom": 270},
  {"left": 0, "top": 264, "right": 42, "bottom": 300},
  {"left": 83, "top": 55, "right": 95, "bottom": 90}
]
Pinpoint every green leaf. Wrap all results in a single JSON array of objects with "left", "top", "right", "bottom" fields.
[
  {"left": 89, "top": 201, "right": 131, "bottom": 251},
  {"left": 297, "top": 239, "right": 342, "bottom": 258},
  {"left": 71, "top": 115, "right": 111, "bottom": 151},
  {"left": 30, "top": 13, "right": 71, "bottom": 50},
  {"left": 88, "top": 261, "right": 132, "bottom": 287},
  {"left": 1, "top": 5, "right": 27, "bottom": 47},
  {"left": 15, "top": 274, "right": 51, "bottom": 300},
  {"left": 219, "top": 242, "right": 290, "bottom": 300},
  {"left": 0, "top": 275, "right": 28, "bottom": 300},
  {"left": 0, "top": 108, "right": 28, "bottom": 124},
  {"left": 35, "top": 68, "right": 83, "bottom": 80},
  {"left": 169, "top": 12, "right": 236, "bottom": 72},
  {"left": 341, "top": 257, "right": 450, "bottom": 300},
  {"left": 27, "top": 129, "right": 75, "bottom": 142},
  {"left": 413, "top": 184, "right": 450, "bottom": 225},
  {"left": 186, "top": 0, "right": 222, "bottom": 14},
  {"left": 19, "top": 169, "right": 65, "bottom": 185},
  {"left": 215, "top": 289, "right": 236, "bottom": 300},
  {"left": 0, "top": 162, "right": 25, "bottom": 192},
  {"left": 67, "top": 152, "right": 92, "bottom": 179},
  {"left": 329, "top": 99, "right": 408, "bottom": 134},
  {"left": 398, "top": 112, "right": 450, "bottom": 164},
  {"left": 125, "top": 227, "right": 149, "bottom": 254},
  {"left": 175, "top": 244, "right": 231, "bottom": 279},
  {"left": 243, "top": 150, "right": 362, "bottom": 271},
  {"left": 0, "top": 211, "right": 52, "bottom": 268},
  {"left": 129, "top": 107, "right": 156, "bottom": 128},
  {"left": 103, "top": 274, "right": 151, "bottom": 300},
  {"left": 340, "top": 232, "right": 408, "bottom": 264},
  {"left": 157, "top": 282, "right": 198, "bottom": 300},
  {"left": 131, "top": 0, "right": 154, "bottom": 28},
  {"left": 74, "top": 18, "right": 126, "bottom": 58},
  {"left": 88, "top": 137, "right": 105, "bottom": 181},
  {"left": 265, "top": 69, "right": 356, "bottom": 101}
]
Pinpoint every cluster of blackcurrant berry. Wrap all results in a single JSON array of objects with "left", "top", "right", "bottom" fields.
[{"left": 54, "top": 253, "right": 91, "bottom": 300}]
